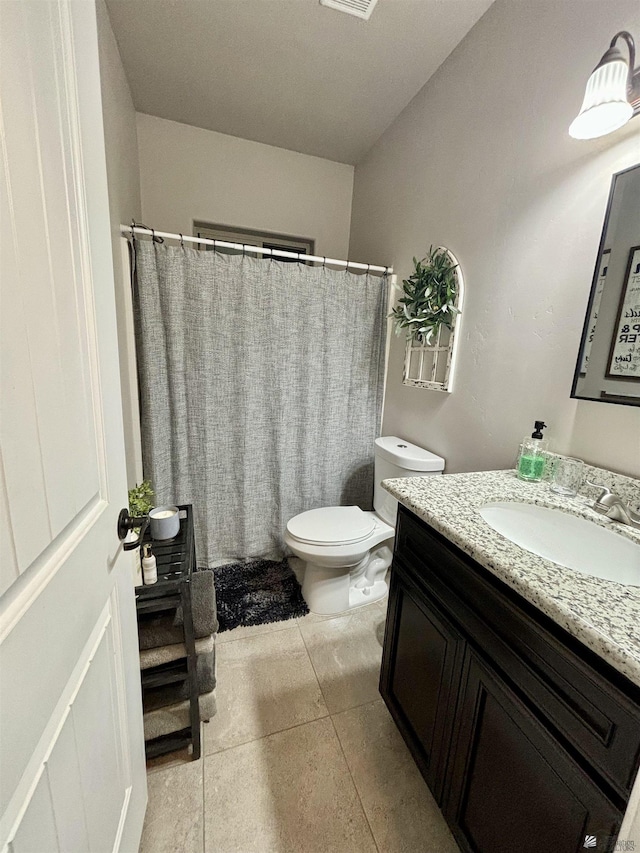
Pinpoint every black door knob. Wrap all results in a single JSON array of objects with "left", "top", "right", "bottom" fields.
[{"left": 117, "top": 508, "right": 149, "bottom": 551}]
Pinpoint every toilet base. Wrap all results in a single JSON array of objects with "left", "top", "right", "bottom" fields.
[
  {"left": 347, "top": 578, "right": 388, "bottom": 611},
  {"left": 301, "top": 546, "right": 392, "bottom": 616}
]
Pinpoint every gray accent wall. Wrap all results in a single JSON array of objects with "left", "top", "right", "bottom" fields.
[{"left": 349, "top": 0, "right": 640, "bottom": 478}]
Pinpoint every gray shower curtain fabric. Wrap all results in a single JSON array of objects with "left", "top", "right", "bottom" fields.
[{"left": 133, "top": 240, "right": 387, "bottom": 566}]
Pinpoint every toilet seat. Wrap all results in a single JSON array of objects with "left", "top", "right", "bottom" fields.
[{"left": 286, "top": 506, "right": 375, "bottom": 546}]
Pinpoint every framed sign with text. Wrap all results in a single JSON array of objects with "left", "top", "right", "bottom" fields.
[
  {"left": 607, "top": 245, "right": 640, "bottom": 380},
  {"left": 580, "top": 250, "right": 610, "bottom": 375}
]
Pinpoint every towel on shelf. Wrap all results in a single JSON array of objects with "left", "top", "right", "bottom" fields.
[
  {"left": 143, "top": 648, "right": 216, "bottom": 713},
  {"left": 138, "top": 569, "right": 218, "bottom": 649},
  {"left": 139, "top": 633, "right": 214, "bottom": 670},
  {"left": 143, "top": 689, "right": 216, "bottom": 743}
]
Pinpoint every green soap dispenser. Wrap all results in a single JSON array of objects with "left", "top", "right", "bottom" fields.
[{"left": 517, "top": 421, "right": 549, "bottom": 482}]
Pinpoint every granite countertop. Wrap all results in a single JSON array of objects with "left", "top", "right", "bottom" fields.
[{"left": 383, "top": 469, "right": 640, "bottom": 687}]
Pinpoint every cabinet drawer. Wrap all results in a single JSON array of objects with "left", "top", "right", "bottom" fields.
[{"left": 395, "top": 507, "right": 640, "bottom": 799}]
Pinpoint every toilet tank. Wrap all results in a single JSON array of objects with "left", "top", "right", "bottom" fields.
[{"left": 373, "top": 436, "right": 445, "bottom": 527}]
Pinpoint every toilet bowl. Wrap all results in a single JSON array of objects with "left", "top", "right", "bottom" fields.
[
  {"left": 286, "top": 437, "right": 445, "bottom": 615},
  {"left": 285, "top": 506, "right": 394, "bottom": 614}
]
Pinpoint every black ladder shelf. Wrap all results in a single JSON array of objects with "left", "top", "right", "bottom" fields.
[{"left": 135, "top": 505, "right": 201, "bottom": 761}]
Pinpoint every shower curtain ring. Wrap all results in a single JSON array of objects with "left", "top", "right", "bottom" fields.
[
  {"left": 242, "top": 244, "right": 246, "bottom": 258},
  {"left": 179, "top": 233, "right": 184, "bottom": 249},
  {"left": 322, "top": 256, "right": 326, "bottom": 269},
  {"left": 366, "top": 263, "right": 371, "bottom": 275}
]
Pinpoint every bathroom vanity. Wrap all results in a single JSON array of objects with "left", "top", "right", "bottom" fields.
[{"left": 380, "top": 470, "right": 640, "bottom": 853}]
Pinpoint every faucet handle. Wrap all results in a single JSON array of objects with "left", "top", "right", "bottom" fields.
[{"left": 586, "top": 481, "right": 616, "bottom": 504}]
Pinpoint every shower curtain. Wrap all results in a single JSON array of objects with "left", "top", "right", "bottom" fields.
[{"left": 133, "top": 239, "right": 387, "bottom": 566}]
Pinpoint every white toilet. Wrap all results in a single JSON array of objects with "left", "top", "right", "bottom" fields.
[{"left": 285, "top": 436, "right": 445, "bottom": 615}]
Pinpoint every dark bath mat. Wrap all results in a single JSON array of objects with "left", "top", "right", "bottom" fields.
[{"left": 212, "top": 558, "right": 309, "bottom": 633}]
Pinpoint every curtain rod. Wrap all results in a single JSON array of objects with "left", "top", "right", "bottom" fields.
[{"left": 121, "top": 225, "right": 392, "bottom": 275}]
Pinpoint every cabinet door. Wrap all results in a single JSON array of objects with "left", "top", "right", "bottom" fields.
[
  {"left": 380, "top": 564, "right": 464, "bottom": 801},
  {"left": 445, "top": 651, "right": 621, "bottom": 853}
]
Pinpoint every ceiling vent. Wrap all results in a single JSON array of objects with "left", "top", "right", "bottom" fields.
[{"left": 319, "top": 0, "right": 379, "bottom": 22}]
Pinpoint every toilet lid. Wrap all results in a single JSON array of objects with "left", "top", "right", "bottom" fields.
[{"left": 287, "top": 506, "right": 376, "bottom": 546}]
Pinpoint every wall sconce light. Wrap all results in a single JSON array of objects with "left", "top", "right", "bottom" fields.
[{"left": 569, "top": 31, "right": 640, "bottom": 139}]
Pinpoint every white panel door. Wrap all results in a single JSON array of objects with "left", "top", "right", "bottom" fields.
[{"left": 0, "top": 1, "right": 147, "bottom": 851}]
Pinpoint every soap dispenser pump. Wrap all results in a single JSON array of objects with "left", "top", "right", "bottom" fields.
[{"left": 517, "top": 420, "right": 549, "bottom": 482}]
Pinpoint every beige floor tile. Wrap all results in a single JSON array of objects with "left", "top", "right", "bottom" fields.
[
  {"left": 204, "top": 625, "right": 328, "bottom": 755},
  {"left": 140, "top": 760, "right": 204, "bottom": 853},
  {"left": 216, "top": 617, "right": 297, "bottom": 645},
  {"left": 333, "top": 699, "right": 460, "bottom": 853},
  {"left": 203, "top": 717, "right": 377, "bottom": 853},
  {"left": 298, "top": 604, "right": 386, "bottom": 714}
]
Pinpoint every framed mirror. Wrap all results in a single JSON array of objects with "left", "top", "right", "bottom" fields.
[{"left": 572, "top": 164, "right": 640, "bottom": 407}]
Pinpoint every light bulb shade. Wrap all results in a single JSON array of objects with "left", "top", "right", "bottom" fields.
[{"left": 569, "top": 54, "right": 633, "bottom": 139}]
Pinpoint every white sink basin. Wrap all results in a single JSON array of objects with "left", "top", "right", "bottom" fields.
[{"left": 478, "top": 502, "right": 640, "bottom": 586}]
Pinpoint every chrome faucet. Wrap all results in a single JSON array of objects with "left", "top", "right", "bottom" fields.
[{"left": 588, "top": 482, "right": 640, "bottom": 530}]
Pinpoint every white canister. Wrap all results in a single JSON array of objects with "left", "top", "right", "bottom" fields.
[{"left": 149, "top": 505, "right": 180, "bottom": 540}]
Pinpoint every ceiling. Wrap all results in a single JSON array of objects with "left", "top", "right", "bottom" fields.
[{"left": 105, "top": 0, "right": 494, "bottom": 165}]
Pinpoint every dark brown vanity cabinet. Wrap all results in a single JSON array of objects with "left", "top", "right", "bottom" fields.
[
  {"left": 446, "top": 651, "right": 620, "bottom": 853},
  {"left": 380, "top": 506, "right": 640, "bottom": 853},
  {"left": 382, "top": 570, "right": 464, "bottom": 801}
]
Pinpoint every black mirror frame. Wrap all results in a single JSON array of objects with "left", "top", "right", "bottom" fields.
[{"left": 570, "top": 163, "right": 640, "bottom": 407}]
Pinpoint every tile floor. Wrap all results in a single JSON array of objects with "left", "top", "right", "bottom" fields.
[{"left": 140, "top": 596, "right": 460, "bottom": 853}]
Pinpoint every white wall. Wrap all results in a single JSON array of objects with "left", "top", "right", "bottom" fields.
[
  {"left": 136, "top": 113, "right": 355, "bottom": 258},
  {"left": 349, "top": 0, "right": 640, "bottom": 477},
  {"left": 96, "top": 0, "right": 143, "bottom": 487}
]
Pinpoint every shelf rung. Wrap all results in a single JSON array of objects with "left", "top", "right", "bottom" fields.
[
  {"left": 142, "top": 669, "right": 188, "bottom": 690},
  {"left": 145, "top": 728, "right": 193, "bottom": 759},
  {"left": 136, "top": 594, "right": 181, "bottom": 614}
]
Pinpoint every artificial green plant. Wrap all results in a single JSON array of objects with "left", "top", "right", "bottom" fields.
[
  {"left": 128, "top": 479, "right": 155, "bottom": 519},
  {"left": 390, "top": 246, "right": 460, "bottom": 345}
]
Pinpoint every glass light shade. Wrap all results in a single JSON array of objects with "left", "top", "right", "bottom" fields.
[{"left": 569, "top": 57, "right": 633, "bottom": 139}]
